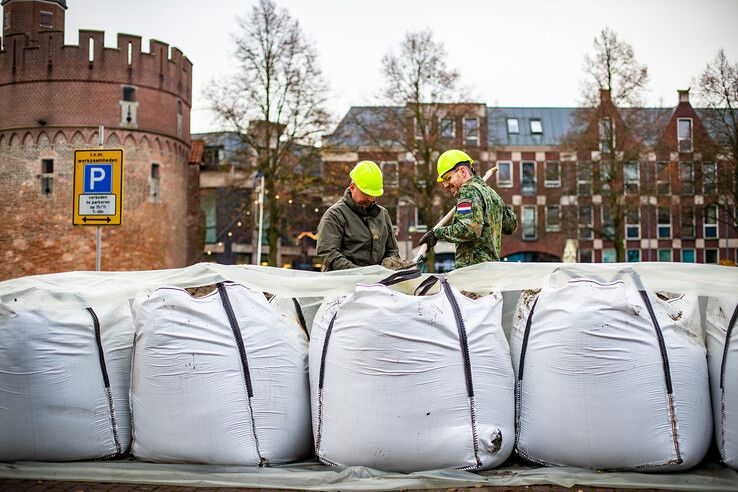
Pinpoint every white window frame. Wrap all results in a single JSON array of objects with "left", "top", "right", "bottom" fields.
[
  {"left": 520, "top": 161, "right": 537, "bottom": 195},
  {"left": 702, "top": 161, "right": 716, "bottom": 194},
  {"left": 705, "top": 248, "right": 719, "bottom": 264},
  {"left": 625, "top": 161, "right": 639, "bottom": 194},
  {"left": 600, "top": 160, "right": 612, "bottom": 192},
  {"left": 577, "top": 162, "right": 592, "bottom": 196},
  {"left": 704, "top": 204, "right": 718, "bottom": 239},
  {"left": 625, "top": 206, "right": 641, "bottom": 240},
  {"left": 544, "top": 161, "right": 560, "bottom": 187},
  {"left": 414, "top": 117, "right": 429, "bottom": 141},
  {"left": 678, "top": 118, "right": 693, "bottom": 153},
  {"left": 627, "top": 249, "right": 642, "bottom": 262},
  {"left": 507, "top": 118, "right": 519, "bottom": 134},
  {"left": 380, "top": 161, "right": 399, "bottom": 188},
  {"left": 530, "top": 119, "right": 543, "bottom": 134},
  {"left": 602, "top": 248, "right": 617, "bottom": 263},
  {"left": 657, "top": 206, "right": 671, "bottom": 239},
  {"left": 601, "top": 204, "right": 614, "bottom": 238},
  {"left": 579, "top": 204, "right": 593, "bottom": 240},
  {"left": 681, "top": 248, "right": 696, "bottom": 263},
  {"left": 599, "top": 117, "right": 614, "bottom": 152},
  {"left": 545, "top": 205, "right": 561, "bottom": 232},
  {"left": 496, "top": 161, "right": 512, "bottom": 188},
  {"left": 658, "top": 248, "right": 673, "bottom": 262},
  {"left": 578, "top": 249, "right": 593, "bottom": 263},
  {"left": 521, "top": 205, "right": 538, "bottom": 241},
  {"left": 440, "top": 117, "right": 455, "bottom": 139},
  {"left": 463, "top": 117, "right": 479, "bottom": 146},
  {"left": 680, "top": 204, "right": 695, "bottom": 239}
]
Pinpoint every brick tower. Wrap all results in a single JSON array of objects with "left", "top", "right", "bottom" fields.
[{"left": 0, "top": 0, "right": 200, "bottom": 280}]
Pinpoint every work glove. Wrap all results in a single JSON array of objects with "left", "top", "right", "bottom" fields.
[{"left": 418, "top": 230, "right": 438, "bottom": 250}]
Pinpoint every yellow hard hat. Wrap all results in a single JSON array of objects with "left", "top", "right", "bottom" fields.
[
  {"left": 349, "top": 160, "right": 384, "bottom": 197},
  {"left": 437, "top": 149, "right": 474, "bottom": 182}
]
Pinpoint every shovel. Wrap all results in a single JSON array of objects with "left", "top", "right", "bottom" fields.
[{"left": 413, "top": 166, "right": 498, "bottom": 263}]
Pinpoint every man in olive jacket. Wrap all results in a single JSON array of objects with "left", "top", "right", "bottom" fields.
[{"left": 316, "top": 161, "right": 400, "bottom": 271}]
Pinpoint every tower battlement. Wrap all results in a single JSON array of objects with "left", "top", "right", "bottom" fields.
[{"left": 0, "top": 29, "right": 192, "bottom": 103}]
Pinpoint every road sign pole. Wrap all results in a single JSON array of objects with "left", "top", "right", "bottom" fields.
[{"left": 96, "top": 125, "right": 104, "bottom": 272}]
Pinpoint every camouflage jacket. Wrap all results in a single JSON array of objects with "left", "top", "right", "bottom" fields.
[{"left": 434, "top": 175, "right": 517, "bottom": 268}]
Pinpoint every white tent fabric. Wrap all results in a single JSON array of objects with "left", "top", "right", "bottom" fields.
[
  {"left": 706, "top": 296, "right": 738, "bottom": 470},
  {"left": 0, "top": 300, "right": 133, "bottom": 461},
  {"left": 309, "top": 272, "right": 515, "bottom": 472},
  {"left": 509, "top": 268, "right": 712, "bottom": 470},
  {"left": 129, "top": 282, "right": 313, "bottom": 465}
]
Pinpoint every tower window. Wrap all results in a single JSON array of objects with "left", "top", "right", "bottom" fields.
[
  {"left": 40, "top": 159, "right": 54, "bottom": 196},
  {"left": 39, "top": 11, "right": 53, "bottom": 28},
  {"left": 150, "top": 163, "right": 161, "bottom": 203},
  {"left": 123, "top": 87, "right": 136, "bottom": 102}
]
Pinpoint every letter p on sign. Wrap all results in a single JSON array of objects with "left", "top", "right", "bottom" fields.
[{"left": 84, "top": 164, "right": 113, "bottom": 193}]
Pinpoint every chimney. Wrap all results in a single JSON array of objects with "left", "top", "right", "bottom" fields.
[
  {"left": 599, "top": 88, "right": 611, "bottom": 105},
  {"left": 678, "top": 89, "right": 690, "bottom": 104}
]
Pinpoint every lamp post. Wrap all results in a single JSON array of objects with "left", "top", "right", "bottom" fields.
[{"left": 254, "top": 172, "right": 265, "bottom": 266}]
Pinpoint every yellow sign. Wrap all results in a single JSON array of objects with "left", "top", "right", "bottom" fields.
[{"left": 73, "top": 149, "right": 124, "bottom": 226}]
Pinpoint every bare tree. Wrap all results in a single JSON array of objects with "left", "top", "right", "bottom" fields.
[
  {"left": 581, "top": 27, "right": 649, "bottom": 107},
  {"left": 693, "top": 49, "right": 738, "bottom": 236},
  {"left": 205, "top": 0, "right": 330, "bottom": 266},
  {"left": 347, "top": 29, "right": 469, "bottom": 271},
  {"left": 565, "top": 28, "right": 653, "bottom": 262}
]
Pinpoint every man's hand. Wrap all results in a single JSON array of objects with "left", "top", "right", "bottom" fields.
[{"left": 418, "top": 230, "right": 438, "bottom": 249}]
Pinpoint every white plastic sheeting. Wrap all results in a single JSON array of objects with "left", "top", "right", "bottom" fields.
[
  {"left": 310, "top": 271, "right": 515, "bottom": 472},
  {"left": 129, "top": 282, "right": 313, "bottom": 465},
  {"left": 510, "top": 268, "right": 712, "bottom": 470},
  {"left": 0, "top": 300, "right": 133, "bottom": 461},
  {"left": 706, "top": 296, "right": 738, "bottom": 470}
]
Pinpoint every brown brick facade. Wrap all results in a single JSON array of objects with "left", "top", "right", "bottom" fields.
[{"left": 0, "top": 0, "right": 196, "bottom": 280}]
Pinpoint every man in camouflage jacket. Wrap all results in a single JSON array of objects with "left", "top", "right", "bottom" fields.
[{"left": 419, "top": 151, "right": 517, "bottom": 268}]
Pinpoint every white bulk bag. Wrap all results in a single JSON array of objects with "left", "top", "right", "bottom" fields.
[
  {"left": 0, "top": 302, "right": 133, "bottom": 461},
  {"left": 510, "top": 268, "right": 711, "bottom": 471},
  {"left": 706, "top": 296, "right": 738, "bottom": 470},
  {"left": 269, "top": 295, "right": 323, "bottom": 337},
  {"left": 310, "top": 270, "right": 515, "bottom": 472},
  {"left": 130, "top": 282, "right": 312, "bottom": 465}
]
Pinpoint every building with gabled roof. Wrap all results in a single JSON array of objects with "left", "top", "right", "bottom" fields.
[{"left": 324, "top": 90, "right": 737, "bottom": 269}]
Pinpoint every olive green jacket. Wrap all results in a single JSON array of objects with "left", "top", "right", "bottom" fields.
[
  {"left": 434, "top": 175, "right": 517, "bottom": 268},
  {"left": 316, "top": 189, "right": 399, "bottom": 271}
]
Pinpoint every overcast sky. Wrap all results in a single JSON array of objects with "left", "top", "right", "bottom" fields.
[{"left": 60, "top": 0, "right": 738, "bottom": 134}]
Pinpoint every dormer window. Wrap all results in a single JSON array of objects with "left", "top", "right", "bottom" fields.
[
  {"left": 678, "top": 118, "right": 692, "bottom": 152},
  {"left": 530, "top": 119, "right": 542, "bottom": 134},
  {"left": 507, "top": 118, "right": 519, "bottom": 134},
  {"left": 39, "top": 11, "right": 53, "bottom": 29}
]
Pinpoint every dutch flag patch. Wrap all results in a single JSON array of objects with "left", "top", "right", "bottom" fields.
[{"left": 456, "top": 201, "right": 472, "bottom": 214}]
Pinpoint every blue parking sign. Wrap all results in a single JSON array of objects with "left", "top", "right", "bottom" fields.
[{"left": 83, "top": 163, "right": 113, "bottom": 193}]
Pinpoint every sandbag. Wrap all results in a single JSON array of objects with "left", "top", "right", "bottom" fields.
[
  {"left": 706, "top": 296, "right": 738, "bottom": 470},
  {"left": 0, "top": 301, "right": 133, "bottom": 461},
  {"left": 510, "top": 268, "right": 711, "bottom": 471},
  {"left": 310, "top": 270, "right": 515, "bottom": 472},
  {"left": 269, "top": 295, "right": 323, "bottom": 338},
  {"left": 130, "top": 282, "right": 312, "bottom": 465}
]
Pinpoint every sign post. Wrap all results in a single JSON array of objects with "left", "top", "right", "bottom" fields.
[{"left": 72, "top": 144, "right": 124, "bottom": 271}]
